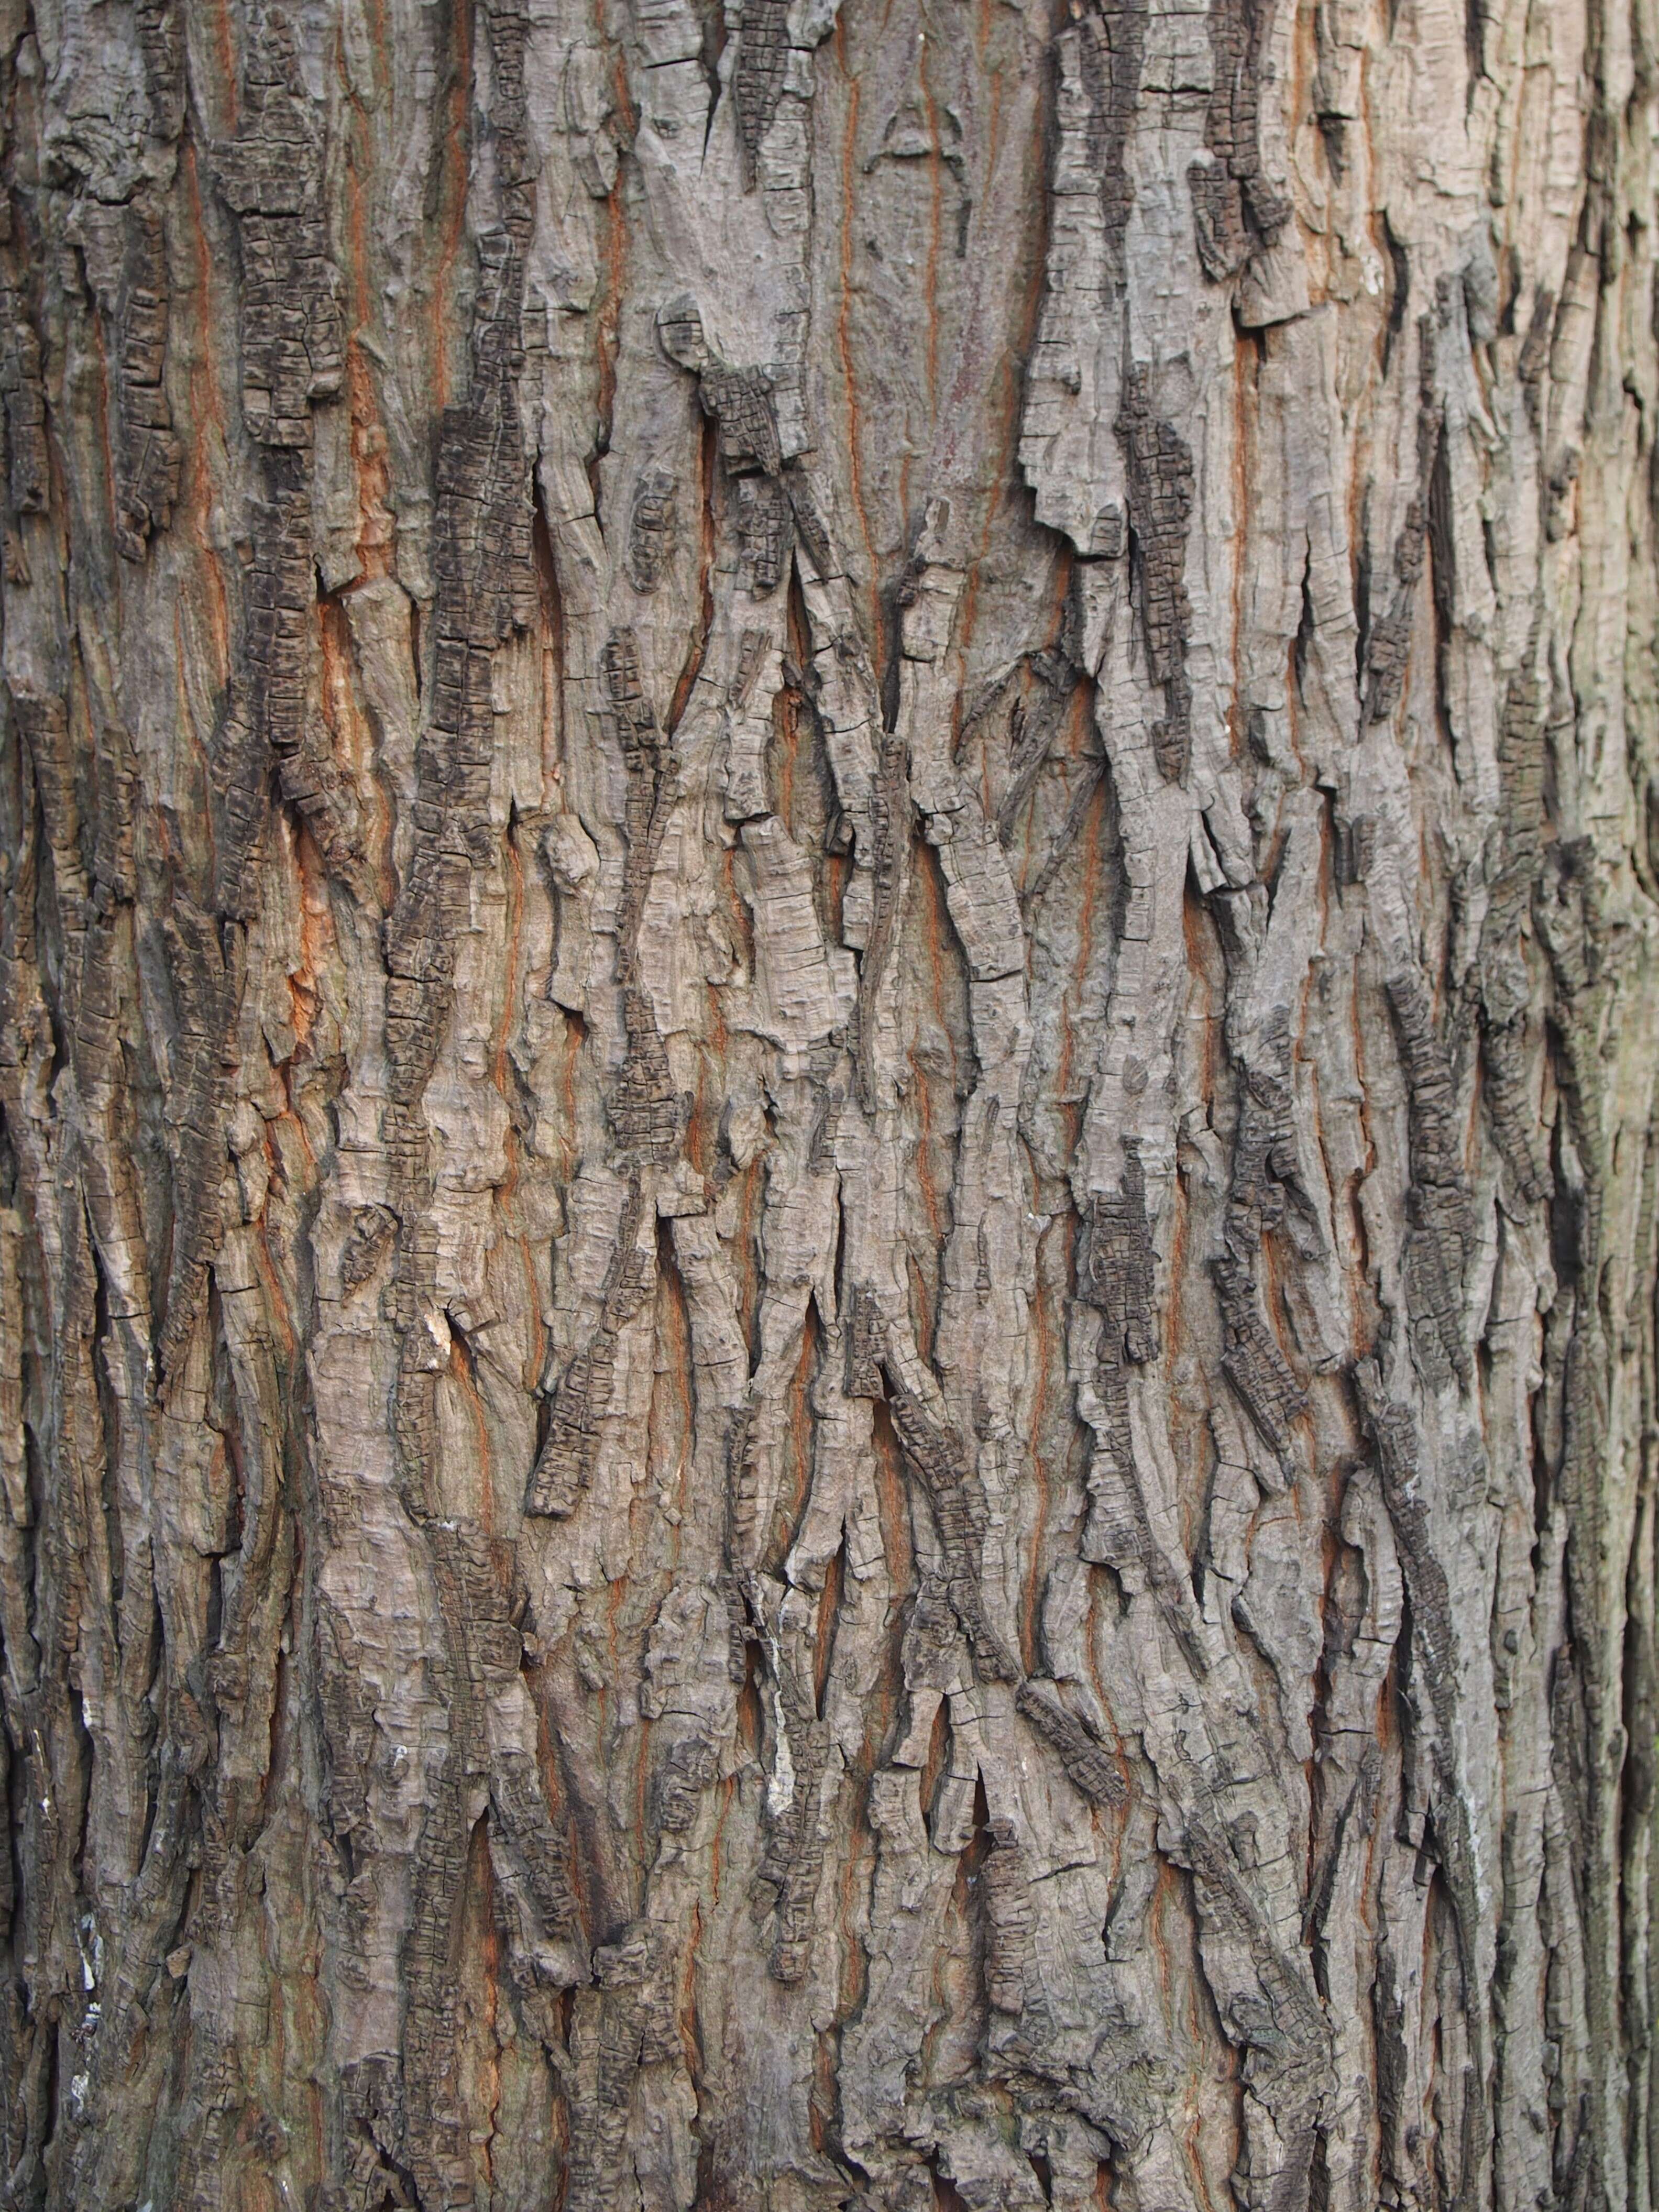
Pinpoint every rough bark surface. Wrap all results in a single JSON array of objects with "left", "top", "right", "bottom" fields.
[{"left": 1, "top": 1, "right": 1657, "bottom": 2209}]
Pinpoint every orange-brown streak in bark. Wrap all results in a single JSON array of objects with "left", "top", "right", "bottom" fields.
[
  {"left": 926, "top": 1781, "right": 990, "bottom": 2085},
  {"left": 428, "top": 1, "right": 474, "bottom": 415},
  {"left": 652, "top": 1225, "right": 696, "bottom": 1584},
  {"left": 773, "top": 673, "right": 801, "bottom": 831},
  {"left": 633, "top": 1698, "right": 653, "bottom": 1888},
  {"left": 811, "top": 2026, "right": 838, "bottom": 2154},
  {"left": 829, "top": 1714, "right": 879, "bottom": 2077},
  {"left": 449, "top": 1326, "right": 495, "bottom": 1537},
  {"left": 181, "top": 144, "right": 234, "bottom": 691},
  {"left": 1179, "top": 1863, "right": 1239, "bottom": 2212},
  {"left": 1148, "top": 1854, "right": 1179, "bottom": 2020},
  {"left": 732, "top": 1647, "right": 762, "bottom": 1789},
  {"left": 288, "top": 817, "right": 336, "bottom": 1054},
  {"left": 533, "top": 477, "right": 568, "bottom": 803},
  {"left": 919, "top": 1693, "right": 949, "bottom": 1822},
  {"left": 210, "top": 0, "right": 240, "bottom": 129},
  {"left": 316, "top": 605, "right": 384, "bottom": 894},
  {"left": 249, "top": 1196, "right": 301, "bottom": 1366},
  {"left": 365, "top": 0, "right": 391, "bottom": 105},
  {"left": 343, "top": 138, "right": 396, "bottom": 584},
  {"left": 679, "top": 1899, "right": 707, "bottom": 2082},
  {"left": 940, "top": 66, "right": 1052, "bottom": 663},
  {"left": 709, "top": 1773, "right": 735, "bottom": 1911},
  {"left": 723, "top": 842, "right": 757, "bottom": 981},
  {"left": 813, "top": 1531, "right": 847, "bottom": 1719}
]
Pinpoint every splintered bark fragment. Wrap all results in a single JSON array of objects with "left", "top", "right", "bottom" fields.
[
  {"left": 854, "top": 731, "right": 911, "bottom": 1115},
  {"left": 738, "top": 472, "right": 792, "bottom": 597},
  {"left": 157, "top": 893, "right": 239, "bottom": 1379},
  {"left": 1188, "top": 0, "right": 1290, "bottom": 280},
  {"left": 653, "top": 1732, "right": 720, "bottom": 1833},
  {"left": 1082, "top": 1137, "right": 1159, "bottom": 1364},
  {"left": 1116, "top": 366, "right": 1195, "bottom": 780},
  {"left": 1363, "top": 319, "right": 1444, "bottom": 723},
  {"left": 565, "top": 1923, "right": 679, "bottom": 2208},
  {"left": 526, "top": 1179, "right": 654, "bottom": 1516},
  {"left": 1479, "top": 664, "right": 1552, "bottom": 1204},
  {"left": 0, "top": 263, "right": 49, "bottom": 514},
  {"left": 1211, "top": 1015, "right": 1310, "bottom": 1463},
  {"left": 212, "top": 12, "right": 344, "bottom": 448},
  {"left": 625, "top": 464, "right": 678, "bottom": 592},
  {"left": 1078, "top": 0, "right": 1149, "bottom": 296},
  {"left": 113, "top": 199, "right": 181, "bottom": 557},
  {"left": 734, "top": 0, "right": 792, "bottom": 190},
  {"left": 982, "top": 1819, "right": 1035, "bottom": 2012},
  {"left": 886, "top": 1378, "right": 1020, "bottom": 1685},
  {"left": 1386, "top": 967, "right": 1475, "bottom": 1385},
  {"left": 1014, "top": 1678, "right": 1126, "bottom": 1807},
  {"left": 340, "top": 1203, "right": 399, "bottom": 1293},
  {"left": 611, "top": 988, "right": 681, "bottom": 1161},
  {"left": 845, "top": 1284, "right": 886, "bottom": 1398},
  {"left": 755, "top": 1711, "right": 832, "bottom": 1983}
]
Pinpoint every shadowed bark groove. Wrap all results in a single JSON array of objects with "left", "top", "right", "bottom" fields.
[{"left": 0, "top": 1, "right": 1656, "bottom": 2208}]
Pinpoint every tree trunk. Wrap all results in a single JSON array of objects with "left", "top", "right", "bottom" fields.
[{"left": 0, "top": 0, "right": 1655, "bottom": 2206}]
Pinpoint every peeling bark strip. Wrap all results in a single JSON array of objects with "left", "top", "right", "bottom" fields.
[{"left": 1, "top": 1, "right": 1657, "bottom": 2209}]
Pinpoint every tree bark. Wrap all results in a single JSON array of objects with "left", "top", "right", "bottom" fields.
[{"left": 1, "top": 0, "right": 1656, "bottom": 2207}]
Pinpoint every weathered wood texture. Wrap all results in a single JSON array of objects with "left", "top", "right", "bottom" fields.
[{"left": 1, "top": 1, "right": 1657, "bottom": 2207}]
